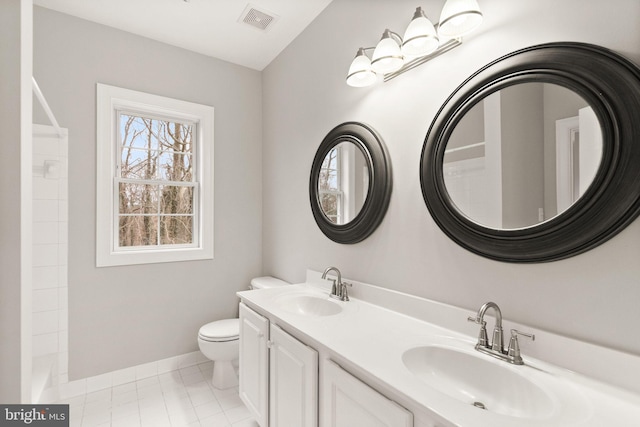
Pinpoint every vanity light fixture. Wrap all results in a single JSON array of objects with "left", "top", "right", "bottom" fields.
[{"left": 346, "top": 1, "right": 483, "bottom": 87}]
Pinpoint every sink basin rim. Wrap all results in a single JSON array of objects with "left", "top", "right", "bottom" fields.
[{"left": 274, "top": 293, "right": 343, "bottom": 317}]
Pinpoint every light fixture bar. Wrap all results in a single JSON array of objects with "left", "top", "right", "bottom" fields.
[{"left": 383, "top": 37, "right": 461, "bottom": 82}]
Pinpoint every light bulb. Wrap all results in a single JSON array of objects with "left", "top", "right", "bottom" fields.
[
  {"left": 346, "top": 48, "right": 377, "bottom": 87},
  {"left": 438, "top": 0, "right": 483, "bottom": 38},
  {"left": 371, "top": 29, "right": 405, "bottom": 74},
  {"left": 402, "top": 7, "right": 439, "bottom": 57}
]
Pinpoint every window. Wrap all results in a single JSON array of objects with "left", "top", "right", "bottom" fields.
[
  {"left": 318, "top": 146, "right": 343, "bottom": 224},
  {"left": 96, "top": 84, "right": 214, "bottom": 266}
]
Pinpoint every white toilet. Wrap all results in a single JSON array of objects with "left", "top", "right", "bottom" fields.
[{"left": 197, "top": 276, "right": 289, "bottom": 389}]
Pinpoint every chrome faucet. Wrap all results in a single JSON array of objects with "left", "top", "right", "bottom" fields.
[
  {"left": 467, "top": 302, "right": 535, "bottom": 365},
  {"left": 321, "top": 266, "right": 352, "bottom": 301}
]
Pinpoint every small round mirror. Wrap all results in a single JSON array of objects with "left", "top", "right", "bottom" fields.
[{"left": 310, "top": 122, "right": 392, "bottom": 244}]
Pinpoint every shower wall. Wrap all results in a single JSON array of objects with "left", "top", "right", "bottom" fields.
[{"left": 32, "top": 123, "right": 68, "bottom": 402}]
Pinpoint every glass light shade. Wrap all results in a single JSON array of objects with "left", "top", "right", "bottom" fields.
[
  {"left": 371, "top": 30, "right": 405, "bottom": 74},
  {"left": 438, "top": 0, "right": 483, "bottom": 38},
  {"left": 402, "top": 7, "right": 439, "bottom": 57},
  {"left": 346, "top": 49, "right": 377, "bottom": 87}
]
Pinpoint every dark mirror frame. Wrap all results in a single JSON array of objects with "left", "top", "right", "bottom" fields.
[
  {"left": 420, "top": 42, "right": 640, "bottom": 262},
  {"left": 310, "top": 122, "right": 392, "bottom": 244}
]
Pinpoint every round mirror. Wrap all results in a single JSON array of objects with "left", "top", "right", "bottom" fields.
[
  {"left": 421, "top": 42, "right": 640, "bottom": 262},
  {"left": 317, "top": 141, "right": 370, "bottom": 225},
  {"left": 310, "top": 122, "right": 392, "bottom": 244},
  {"left": 443, "top": 82, "right": 602, "bottom": 230}
]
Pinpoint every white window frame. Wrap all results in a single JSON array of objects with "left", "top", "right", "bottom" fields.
[
  {"left": 96, "top": 83, "right": 214, "bottom": 266},
  {"left": 319, "top": 145, "right": 343, "bottom": 223}
]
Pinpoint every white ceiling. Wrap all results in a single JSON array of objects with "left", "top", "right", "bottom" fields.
[{"left": 33, "top": 0, "right": 333, "bottom": 71}]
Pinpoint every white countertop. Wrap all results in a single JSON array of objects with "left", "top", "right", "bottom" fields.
[{"left": 238, "top": 279, "right": 640, "bottom": 426}]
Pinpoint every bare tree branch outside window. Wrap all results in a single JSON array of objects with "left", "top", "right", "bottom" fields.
[{"left": 118, "top": 113, "right": 195, "bottom": 247}]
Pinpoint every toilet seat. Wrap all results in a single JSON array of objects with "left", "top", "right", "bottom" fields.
[{"left": 198, "top": 319, "right": 239, "bottom": 342}]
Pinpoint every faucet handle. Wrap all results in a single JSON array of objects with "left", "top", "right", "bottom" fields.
[
  {"left": 507, "top": 329, "right": 535, "bottom": 363},
  {"left": 467, "top": 317, "right": 489, "bottom": 348},
  {"left": 341, "top": 281, "right": 352, "bottom": 301}
]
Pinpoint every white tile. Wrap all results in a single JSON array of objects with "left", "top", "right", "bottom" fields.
[
  {"left": 199, "top": 412, "right": 230, "bottom": 427},
  {"left": 59, "top": 264, "right": 68, "bottom": 286},
  {"left": 33, "top": 177, "right": 59, "bottom": 200},
  {"left": 111, "top": 400, "right": 139, "bottom": 419},
  {"left": 58, "top": 351, "right": 68, "bottom": 375},
  {"left": 59, "top": 379, "right": 87, "bottom": 399},
  {"left": 135, "top": 376, "right": 159, "bottom": 390},
  {"left": 223, "top": 405, "right": 252, "bottom": 425},
  {"left": 230, "top": 419, "right": 259, "bottom": 427},
  {"left": 33, "top": 310, "right": 59, "bottom": 335},
  {"left": 58, "top": 201, "right": 68, "bottom": 221},
  {"left": 59, "top": 287, "right": 68, "bottom": 310},
  {"left": 33, "top": 222, "right": 59, "bottom": 244},
  {"left": 178, "top": 352, "right": 199, "bottom": 368},
  {"left": 33, "top": 288, "right": 59, "bottom": 312},
  {"left": 33, "top": 138, "right": 59, "bottom": 156},
  {"left": 168, "top": 406, "right": 199, "bottom": 426},
  {"left": 112, "top": 367, "right": 136, "bottom": 387},
  {"left": 33, "top": 200, "right": 60, "bottom": 222},
  {"left": 217, "top": 393, "right": 243, "bottom": 412},
  {"left": 85, "top": 388, "right": 111, "bottom": 404},
  {"left": 157, "top": 356, "right": 178, "bottom": 374},
  {"left": 187, "top": 388, "right": 216, "bottom": 407},
  {"left": 86, "top": 373, "right": 112, "bottom": 393},
  {"left": 59, "top": 178, "right": 68, "bottom": 200},
  {"left": 112, "top": 382, "right": 137, "bottom": 396},
  {"left": 59, "top": 307, "right": 68, "bottom": 329},
  {"left": 112, "top": 390, "right": 138, "bottom": 407},
  {"left": 33, "top": 266, "right": 59, "bottom": 289},
  {"left": 33, "top": 244, "right": 59, "bottom": 267},
  {"left": 194, "top": 400, "right": 223, "bottom": 420},
  {"left": 33, "top": 332, "right": 59, "bottom": 357},
  {"left": 59, "top": 330, "right": 68, "bottom": 353},
  {"left": 59, "top": 221, "right": 68, "bottom": 244},
  {"left": 181, "top": 371, "right": 205, "bottom": 386},
  {"left": 59, "top": 243, "right": 68, "bottom": 266},
  {"left": 179, "top": 365, "right": 201, "bottom": 377},
  {"left": 135, "top": 362, "right": 158, "bottom": 380},
  {"left": 111, "top": 415, "right": 141, "bottom": 427}
]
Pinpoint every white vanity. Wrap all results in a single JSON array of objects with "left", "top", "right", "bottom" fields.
[{"left": 237, "top": 271, "right": 640, "bottom": 427}]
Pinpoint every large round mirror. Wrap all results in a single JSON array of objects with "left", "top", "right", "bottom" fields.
[
  {"left": 310, "top": 122, "right": 392, "bottom": 244},
  {"left": 443, "top": 82, "right": 602, "bottom": 230},
  {"left": 421, "top": 42, "right": 640, "bottom": 262}
]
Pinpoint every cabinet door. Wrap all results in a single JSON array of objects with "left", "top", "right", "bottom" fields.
[
  {"left": 269, "top": 324, "right": 318, "bottom": 427},
  {"left": 239, "top": 303, "right": 269, "bottom": 427},
  {"left": 321, "top": 360, "right": 413, "bottom": 427}
]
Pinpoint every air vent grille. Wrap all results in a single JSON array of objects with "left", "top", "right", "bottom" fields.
[{"left": 239, "top": 4, "right": 278, "bottom": 32}]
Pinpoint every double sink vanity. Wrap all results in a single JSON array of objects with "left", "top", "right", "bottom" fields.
[{"left": 237, "top": 270, "right": 640, "bottom": 427}]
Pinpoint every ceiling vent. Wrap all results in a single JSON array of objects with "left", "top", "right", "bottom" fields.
[{"left": 239, "top": 4, "right": 279, "bottom": 32}]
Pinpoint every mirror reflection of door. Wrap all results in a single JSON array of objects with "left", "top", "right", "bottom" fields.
[
  {"left": 443, "top": 82, "right": 602, "bottom": 230},
  {"left": 317, "top": 141, "right": 369, "bottom": 224},
  {"left": 556, "top": 107, "right": 602, "bottom": 213}
]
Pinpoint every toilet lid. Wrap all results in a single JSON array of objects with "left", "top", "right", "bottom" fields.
[{"left": 199, "top": 319, "right": 239, "bottom": 342}]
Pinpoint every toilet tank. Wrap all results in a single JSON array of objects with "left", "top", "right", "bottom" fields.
[{"left": 249, "top": 276, "right": 289, "bottom": 290}]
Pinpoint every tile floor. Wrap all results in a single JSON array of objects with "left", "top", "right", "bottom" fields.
[{"left": 57, "top": 361, "right": 258, "bottom": 427}]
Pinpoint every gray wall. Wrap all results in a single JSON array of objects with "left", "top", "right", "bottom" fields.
[
  {"left": 0, "top": 0, "right": 29, "bottom": 402},
  {"left": 34, "top": 7, "right": 263, "bottom": 379},
  {"left": 262, "top": 0, "right": 640, "bottom": 357}
]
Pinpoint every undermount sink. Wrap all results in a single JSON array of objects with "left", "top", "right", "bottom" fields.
[
  {"left": 402, "top": 345, "right": 555, "bottom": 419},
  {"left": 275, "top": 294, "right": 343, "bottom": 317}
]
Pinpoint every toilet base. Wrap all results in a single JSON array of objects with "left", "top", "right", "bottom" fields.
[{"left": 212, "top": 360, "right": 238, "bottom": 389}]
